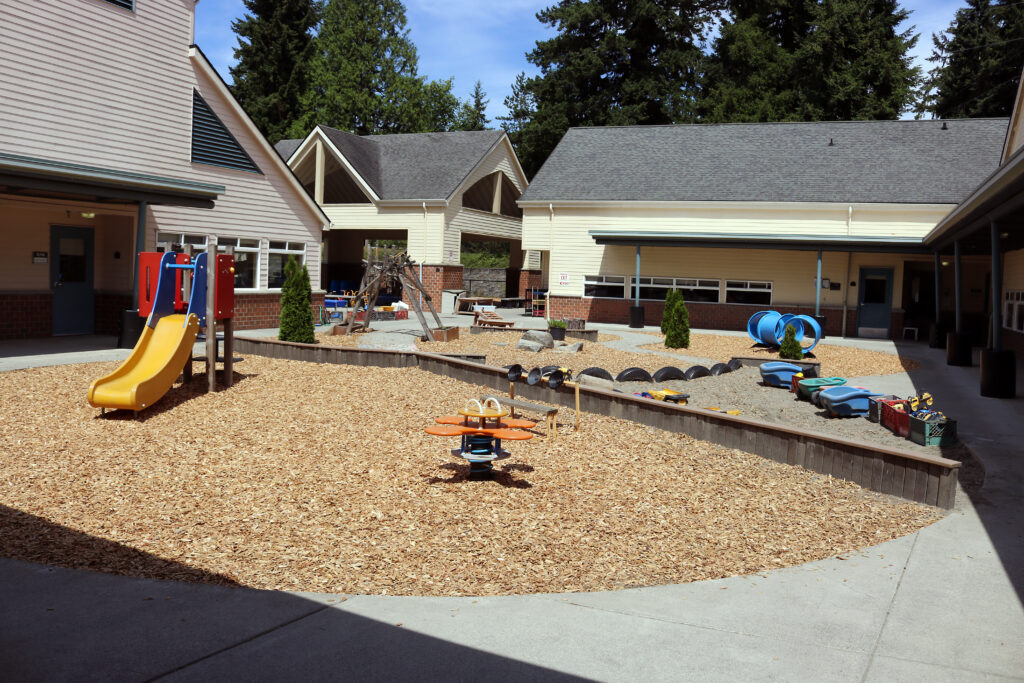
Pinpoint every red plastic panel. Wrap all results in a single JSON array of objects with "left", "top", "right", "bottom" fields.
[
  {"left": 215, "top": 254, "right": 235, "bottom": 318},
  {"left": 138, "top": 252, "right": 162, "bottom": 317}
]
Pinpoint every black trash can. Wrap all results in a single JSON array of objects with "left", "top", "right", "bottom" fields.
[
  {"left": 813, "top": 315, "right": 827, "bottom": 340},
  {"left": 980, "top": 349, "right": 1016, "bottom": 398},
  {"left": 629, "top": 306, "right": 644, "bottom": 329},
  {"left": 117, "top": 309, "right": 145, "bottom": 349},
  {"left": 928, "top": 322, "right": 947, "bottom": 349},
  {"left": 946, "top": 331, "right": 973, "bottom": 366}
]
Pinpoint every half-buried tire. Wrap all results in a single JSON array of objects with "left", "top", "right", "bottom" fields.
[
  {"left": 652, "top": 366, "right": 686, "bottom": 382},
  {"left": 709, "top": 362, "right": 731, "bottom": 376},
  {"left": 615, "top": 367, "right": 654, "bottom": 383},
  {"left": 727, "top": 358, "right": 744, "bottom": 371},
  {"left": 577, "top": 367, "right": 613, "bottom": 381},
  {"left": 684, "top": 365, "right": 712, "bottom": 380}
]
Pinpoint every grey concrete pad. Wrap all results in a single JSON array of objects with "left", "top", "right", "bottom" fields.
[
  {"left": 864, "top": 654, "right": 1024, "bottom": 682},
  {"left": 0, "top": 335, "right": 129, "bottom": 372}
]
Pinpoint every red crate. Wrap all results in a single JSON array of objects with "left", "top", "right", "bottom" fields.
[
  {"left": 790, "top": 374, "right": 802, "bottom": 393},
  {"left": 880, "top": 399, "right": 910, "bottom": 437}
]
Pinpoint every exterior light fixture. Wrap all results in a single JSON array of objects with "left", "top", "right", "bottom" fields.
[
  {"left": 941, "top": 260, "right": 950, "bottom": 266},
  {"left": 80, "top": 212, "right": 96, "bottom": 219}
]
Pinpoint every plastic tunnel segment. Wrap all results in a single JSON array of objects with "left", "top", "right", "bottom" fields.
[
  {"left": 747, "top": 310, "right": 775, "bottom": 342},
  {"left": 755, "top": 311, "right": 782, "bottom": 346},
  {"left": 793, "top": 314, "right": 822, "bottom": 352}
]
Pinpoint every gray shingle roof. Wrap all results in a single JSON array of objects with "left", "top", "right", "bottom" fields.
[
  {"left": 273, "top": 138, "right": 302, "bottom": 162},
  {"left": 519, "top": 119, "right": 1010, "bottom": 204},
  {"left": 303, "top": 127, "right": 505, "bottom": 200}
]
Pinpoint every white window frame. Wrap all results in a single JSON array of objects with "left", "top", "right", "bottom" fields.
[
  {"left": 632, "top": 276, "right": 721, "bottom": 303},
  {"left": 583, "top": 274, "right": 627, "bottom": 299},
  {"left": 218, "top": 237, "right": 261, "bottom": 291},
  {"left": 1005, "top": 290, "right": 1024, "bottom": 332},
  {"left": 268, "top": 241, "right": 307, "bottom": 290},
  {"left": 725, "top": 280, "right": 773, "bottom": 306},
  {"left": 155, "top": 232, "right": 208, "bottom": 252}
]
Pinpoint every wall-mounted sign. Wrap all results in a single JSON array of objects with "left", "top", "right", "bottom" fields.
[
  {"left": 32, "top": 251, "right": 48, "bottom": 264},
  {"left": 557, "top": 272, "right": 570, "bottom": 286}
]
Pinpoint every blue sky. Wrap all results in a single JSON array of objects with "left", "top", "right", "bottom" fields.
[{"left": 193, "top": 0, "right": 967, "bottom": 124}]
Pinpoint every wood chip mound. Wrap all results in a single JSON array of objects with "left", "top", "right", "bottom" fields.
[
  {"left": 637, "top": 332, "right": 919, "bottom": 377},
  {"left": 0, "top": 358, "right": 939, "bottom": 597}
]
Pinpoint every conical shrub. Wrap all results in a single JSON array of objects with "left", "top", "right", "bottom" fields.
[
  {"left": 278, "top": 256, "right": 315, "bottom": 343},
  {"left": 664, "top": 290, "right": 690, "bottom": 349},
  {"left": 778, "top": 323, "right": 803, "bottom": 360}
]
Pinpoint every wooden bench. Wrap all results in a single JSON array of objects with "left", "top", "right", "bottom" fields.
[
  {"left": 473, "top": 310, "right": 515, "bottom": 328},
  {"left": 482, "top": 395, "right": 558, "bottom": 440}
]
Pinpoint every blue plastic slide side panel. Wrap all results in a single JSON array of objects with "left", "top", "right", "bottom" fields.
[
  {"left": 186, "top": 252, "right": 208, "bottom": 327},
  {"left": 146, "top": 251, "right": 179, "bottom": 329}
]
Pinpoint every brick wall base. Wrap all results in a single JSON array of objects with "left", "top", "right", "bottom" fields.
[
  {"left": 402, "top": 264, "right": 463, "bottom": 313},
  {"left": 548, "top": 296, "right": 907, "bottom": 339},
  {"left": 233, "top": 292, "right": 326, "bottom": 330},
  {"left": 0, "top": 293, "right": 53, "bottom": 339},
  {"left": 518, "top": 270, "right": 543, "bottom": 299}
]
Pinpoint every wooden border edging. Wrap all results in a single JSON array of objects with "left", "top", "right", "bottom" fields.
[{"left": 236, "top": 337, "right": 960, "bottom": 508}]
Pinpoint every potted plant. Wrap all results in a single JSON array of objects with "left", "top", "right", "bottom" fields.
[{"left": 548, "top": 318, "right": 567, "bottom": 341}]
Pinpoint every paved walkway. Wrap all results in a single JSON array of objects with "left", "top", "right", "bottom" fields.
[{"left": 1, "top": 323, "right": 1022, "bottom": 681}]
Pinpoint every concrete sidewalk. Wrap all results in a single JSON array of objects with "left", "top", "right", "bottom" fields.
[{"left": 2, "top": 326, "right": 1022, "bottom": 681}]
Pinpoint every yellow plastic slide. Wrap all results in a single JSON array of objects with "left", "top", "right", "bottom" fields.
[{"left": 88, "top": 313, "right": 200, "bottom": 412}]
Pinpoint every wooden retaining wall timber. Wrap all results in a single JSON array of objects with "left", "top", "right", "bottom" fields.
[{"left": 235, "top": 337, "right": 961, "bottom": 508}]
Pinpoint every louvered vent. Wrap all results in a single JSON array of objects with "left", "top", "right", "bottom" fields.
[
  {"left": 191, "top": 90, "right": 261, "bottom": 174},
  {"left": 102, "top": 0, "right": 134, "bottom": 10}
]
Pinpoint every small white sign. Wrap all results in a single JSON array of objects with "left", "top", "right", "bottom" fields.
[{"left": 557, "top": 272, "right": 570, "bottom": 286}]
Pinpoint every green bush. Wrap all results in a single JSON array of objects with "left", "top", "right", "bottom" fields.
[
  {"left": 660, "top": 289, "right": 680, "bottom": 334},
  {"left": 778, "top": 323, "right": 804, "bottom": 360},
  {"left": 278, "top": 256, "right": 315, "bottom": 344},
  {"left": 547, "top": 319, "right": 568, "bottom": 329},
  {"left": 663, "top": 290, "right": 690, "bottom": 349}
]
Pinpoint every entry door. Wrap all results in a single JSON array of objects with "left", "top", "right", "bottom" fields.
[
  {"left": 50, "top": 226, "right": 95, "bottom": 335},
  {"left": 857, "top": 267, "right": 893, "bottom": 338}
]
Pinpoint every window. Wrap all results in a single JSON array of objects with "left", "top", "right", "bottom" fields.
[
  {"left": 725, "top": 280, "right": 773, "bottom": 305},
  {"left": 1005, "top": 291, "right": 1024, "bottom": 332},
  {"left": 268, "top": 241, "right": 307, "bottom": 289},
  {"left": 584, "top": 275, "right": 626, "bottom": 298},
  {"left": 100, "top": 0, "right": 134, "bottom": 10},
  {"left": 632, "top": 277, "right": 720, "bottom": 303},
  {"left": 155, "top": 232, "right": 207, "bottom": 252},
  {"left": 218, "top": 237, "right": 261, "bottom": 289},
  {"left": 191, "top": 90, "right": 262, "bottom": 174}
]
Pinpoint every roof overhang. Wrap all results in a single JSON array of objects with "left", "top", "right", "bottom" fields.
[
  {"left": 0, "top": 152, "right": 223, "bottom": 209},
  {"left": 923, "top": 142, "right": 1024, "bottom": 253},
  {"left": 589, "top": 230, "right": 932, "bottom": 254}
]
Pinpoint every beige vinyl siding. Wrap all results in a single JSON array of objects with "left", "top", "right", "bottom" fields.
[
  {"left": 150, "top": 65, "right": 323, "bottom": 289},
  {"left": 1, "top": 0, "right": 196, "bottom": 179},
  {"left": 450, "top": 209, "right": 522, "bottom": 241},
  {"left": 1005, "top": 249, "right": 1024, "bottom": 290},
  {"left": 324, "top": 204, "right": 447, "bottom": 263}
]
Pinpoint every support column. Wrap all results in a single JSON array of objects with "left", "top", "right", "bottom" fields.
[
  {"left": 813, "top": 250, "right": 826, "bottom": 338},
  {"left": 314, "top": 140, "right": 325, "bottom": 206},
  {"left": 947, "top": 239, "right": 972, "bottom": 366},
  {"left": 629, "top": 245, "right": 643, "bottom": 328},
  {"left": 929, "top": 251, "right": 946, "bottom": 348},
  {"left": 118, "top": 201, "right": 148, "bottom": 348},
  {"left": 981, "top": 221, "right": 1015, "bottom": 397}
]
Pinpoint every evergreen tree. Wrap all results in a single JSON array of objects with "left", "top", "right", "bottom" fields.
[
  {"left": 661, "top": 289, "right": 680, "bottom": 334},
  {"left": 921, "top": 0, "right": 1024, "bottom": 118},
  {"left": 291, "top": 0, "right": 459, "bottom": 136},
  {"left": 515, "top": 0, "right": 718, "bottom": 176},
  {"left": 664, "top": 292, "right": 691, "bottom": 349},
  {"left": 497, "top": 72, "right": 538, "bottom": 172},
  {"left": 778, "top": 323, "right": 803, "bottom": 359},
  {"left": 457, "top": 81, "right": 490, "bottom": 131},
  {"left": 230, "top": 0, "right": 321, "bottom": 144},
  {"left": 701, "top": 0, "right": 918, "bottom": 122},
  {"left": 279, "top": 257, "right": 315, "bottom": 343}
]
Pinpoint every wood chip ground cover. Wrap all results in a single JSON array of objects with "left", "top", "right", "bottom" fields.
[{"left": 0, "top": 358, "right": 938, "bottom": 596}]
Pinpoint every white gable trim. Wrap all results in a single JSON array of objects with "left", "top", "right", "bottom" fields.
[
  {"left": 287, "top": 127, "right": 382, "bottom": 203},
  {"left": 188, "top": 46, "right": 330, "bottom": 228},
  {"left": 447, "top": 132, "right": 529, "bottom": 202}
]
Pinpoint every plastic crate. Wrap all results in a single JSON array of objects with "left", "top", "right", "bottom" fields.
[
  {"left": 909, "top": 416, "right": 957, "bottom": 446},
  {"left": 868, "top": 394, "right": 899, "bottom": 423},
  {"left": 880, "top": 399, "right": 910, "bottom": 437}
]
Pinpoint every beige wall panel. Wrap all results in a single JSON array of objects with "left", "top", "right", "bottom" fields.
[
  {"left": 450, "top": 209, "right": 521, "bottom": 241},
  {"left": 93, "top": 214, "right": 134, "bottom": 292},
  {"left": 1004, "top": 249, "right": 1024, "bottom": 290},
  {"left": 323, "top": 205, "right": 446, "bottom": 264},
  {"left": 1, "top": 0, "right": 196, "bottom": 178}
]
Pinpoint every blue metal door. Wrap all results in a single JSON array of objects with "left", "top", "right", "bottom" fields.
[
  {"left": 856, "top": 267, "right": 893, "bottom": 338},
  {"left": 50, "top": 226, "right": 95, "bottom": 335}
]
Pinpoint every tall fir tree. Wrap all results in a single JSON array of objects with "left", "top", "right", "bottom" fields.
[
  {"left": 514, "top": 0, "right": 718, "bottom": 177},
  {"left": 701, "top": 0, "right": 918, "bottom": 122},
  {"left": 457, "top": 81, "right": 490, "bottom": 131},
  {"left": 278, "top": 257, "right": 315, "bottom": 344},
  {"left": 290, "top": 0, "right": 459, "bottom": 136},
  {"left": 497, "top": 72, "right": 538, "bottom": 172},
  {"left": 921, "top": 0, "right": 1024, "bottom": 119}
]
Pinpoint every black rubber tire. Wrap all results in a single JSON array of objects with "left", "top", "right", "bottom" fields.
[
  {"left": 727, "top": 358, "right": 744, "bottom": 371},
  {"left": 684, "top": 365, "right": 711, "bottom": 380},
  {"left": 615, "top": 367, "right": 654, "bottom": 383},
  {"left": 652, "top": 366, "right": 686, "bottom": 382},
  {"left": 540, "top": 365, "right": 561, "bottom": 375},
  {"left": 709, "top": 362, "right": 731, "bottom": 376},
  {"left": 577, "top": 366, "right": 613, "bottom": 381}
]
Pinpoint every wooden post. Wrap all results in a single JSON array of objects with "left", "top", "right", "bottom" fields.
[
  {"left": 223, "top": 245, "right": 234, "bottom": 388},
  {"left": 206, "top": 238, "right": 217, "bottom": 393},
  {"left": 574, "top": 382, "right": 581, "bottom": 433}
]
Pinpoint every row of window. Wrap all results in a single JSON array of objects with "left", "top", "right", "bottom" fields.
[
  {"left": 1004, "top": 291, "right": 1024, "bottom": 333},
  {"left": 583, "top": 275, "right": 773, "bottom": 305},
  {"left": 156, "top": 233, "right": 306, "bottom": 290}
]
